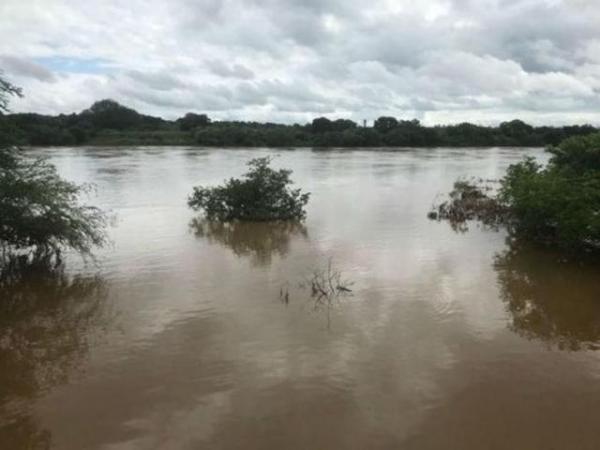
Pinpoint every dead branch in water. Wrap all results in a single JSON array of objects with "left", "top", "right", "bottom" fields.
[{"left": 300, "top": 258, "right": 353, "bottom": 309}]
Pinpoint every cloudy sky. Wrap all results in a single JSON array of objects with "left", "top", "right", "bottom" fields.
[{"left": 1, "top": 0, "right": 600, "bottom": 125}]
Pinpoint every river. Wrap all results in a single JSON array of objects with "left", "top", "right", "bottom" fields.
[{"left": 2, "top": 146, "right": 600, "bottom": 449}]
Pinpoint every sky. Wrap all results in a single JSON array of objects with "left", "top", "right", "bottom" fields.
[{"left": 1, "top": 0, "right": 600, "bottom": 125}]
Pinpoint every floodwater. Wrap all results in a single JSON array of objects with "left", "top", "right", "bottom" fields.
[{"left": 2, "top": 147, "right": 600, "bottom": 450}]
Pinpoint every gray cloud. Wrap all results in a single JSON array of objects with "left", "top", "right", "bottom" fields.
[
  {"left": 1, "top": 0, "right": 600, "bottom": 125},
  {"left": 125, "top": 70, "right": 187, "bottom": 91},
  {"left": 206, "top": 60, "right": 255, "bottom": 79},
  {"left": 0, "top": 55, "right": 56, "bottom": 82}
]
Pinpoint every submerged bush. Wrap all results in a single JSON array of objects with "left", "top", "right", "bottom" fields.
[
  {"left": 0, "top": 76, "right": 108, "bottom": 264},
  {"left": 429, "top": 180, "right": 509, "bottom": 232},
  {"left": 188, "top": 157, "right": 310, "bottom": 221},
  {"left": 430, "top": 133, "right": 600, "bottom": 253}
]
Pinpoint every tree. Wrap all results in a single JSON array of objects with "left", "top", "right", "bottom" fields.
[
  {"left": 546, "top": 132, "right": 600, "bottom": 173},
  {"left": 311, "top": 117, "right": 333, "bottom": 133},
  {"left": 0, "top": 76, "right": 22, "bottom": 114},
  {"left": 499, "top": 119, "right": 534, "bottom": 139},
  {"left": 2, "top": 93, "right": 599, "bottom": 148},
  {"left": 177, "top": 113, "right": 211, "bottom": 131},
  {"left": 0, "top": 76, "right": 108, "bottom": 264},
  {"left": 331, "top": 119, "right": 357, "bottom": 132},
  {"left": 188, "top": 157, "right": 310, "bottom": 221},
  {"left": 82, "top": 99, "right": 141, "bottom": 130},
  {"left": 374, "top": 116, "right": 398, "bottom": 133},
  {"left": 499, "top": 155, "right": 600, "bottom": 250}
]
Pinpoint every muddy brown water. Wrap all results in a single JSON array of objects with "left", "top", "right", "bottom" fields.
[{"left": 1, "top": 147, "right": 600, "bottom": 450}]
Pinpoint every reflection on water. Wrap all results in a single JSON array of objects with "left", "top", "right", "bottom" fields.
[
  {"left": 0, "top": 260, "right": 109, "bottom": 449},
  {"left": 495, "top": 241, "right": 600, "bottom": 350},
  {"left": 0, "top": 415, "right": 51, "bottom": 450},
  {"left": 190, "top": 219, "right": 308, "bottom": 266},
  {"left": 3, "top": 147, "right": 600, "bottom": 450}
]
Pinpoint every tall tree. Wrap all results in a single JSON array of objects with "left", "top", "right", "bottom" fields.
[{"left": 373, "top": 116, "right": 398, "bottom": 133}]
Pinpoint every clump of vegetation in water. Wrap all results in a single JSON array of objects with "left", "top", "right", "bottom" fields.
[
  {"left": 188, "top": 157, "right": 310, "bottom": 221},
  {"left": 428, "top": 179, "right": 509, "bottom": 232},
  {"left": 430, "top": 133, "right": 600, "bottom": 253},
  {"left": 0, "top": 75, "right": 108, "bottom": 266}
]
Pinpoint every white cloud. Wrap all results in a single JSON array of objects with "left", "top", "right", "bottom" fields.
[{"left": 0, "top": 0, "right": 599, "bottom": 124}]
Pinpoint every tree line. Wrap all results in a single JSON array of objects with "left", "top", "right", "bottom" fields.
[{"left": 2, "top": 98, "right": 597, "bottom": 147}]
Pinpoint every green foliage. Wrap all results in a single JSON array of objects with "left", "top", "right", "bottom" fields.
[
  {"left": 188, "top": 157, "right": 310, "bottom": 221},
  {"left": 432, "top": 133, "right": 600, "bottom": 253},
  {"left": 311, "top": 117, "right": 333, "bottom": 133},
  {"left": 331, "top": 119, "right": 357, "bottom": 131},
  {"left": 499, "top": 119, "right": 535, "bottom": 145},
  {"left": 2, "top": 94, "right": 598, "bottom": 147},
  {"left": 84, "top": 99, "right": 144, "bottom": 130},
  {"left": 373, "top": 116, "right": 398, "bottom": 133},
  {"left": 0, "top": 147, "right": 109, "bottom": 260},
  {"left": 546, "top": 132, "right": 600, "bottom": 173},
  {"left": 0, "top": 76, "right": 108, "bottom": 263},
  {"left": 177, "top": 112, "right": 210, "bottom": 131},
  {"left": 499, "top": 136, "right": 600, "bottom": 250}
]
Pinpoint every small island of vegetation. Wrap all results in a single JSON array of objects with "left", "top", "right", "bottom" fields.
[{"left": 188, "top": 157, "right": 309, "bottom": 221}]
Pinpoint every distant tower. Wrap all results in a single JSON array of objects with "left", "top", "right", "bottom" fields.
[{"left": 363, "top": 119, "right": 367, "bottom": 128}]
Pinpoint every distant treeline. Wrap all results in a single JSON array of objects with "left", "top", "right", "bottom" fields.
[{"left": 2, "top": 99, "right": 598, "bottom": 147}]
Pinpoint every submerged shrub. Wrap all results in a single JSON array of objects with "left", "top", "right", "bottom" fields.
[
  {"left": 188, "top": 157, "right": 310, "bottom": 221},
  {"left": 429, "top": 179, "right": 509, "bottom": 232}
]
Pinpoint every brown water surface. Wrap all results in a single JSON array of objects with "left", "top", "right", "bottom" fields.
[{"left": 1, "top": 147, "right": 600, "bottom": 450}]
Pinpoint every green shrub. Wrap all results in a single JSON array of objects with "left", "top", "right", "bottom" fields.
[
  {"left": 547, "top": 132, "right": 600, "bottom": 173},
  {"left": 499, "top": 156, "right": 600, "bottom": 249},
  {"left": 188, "top": 157, "right": 310, "bottom": 221}
]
